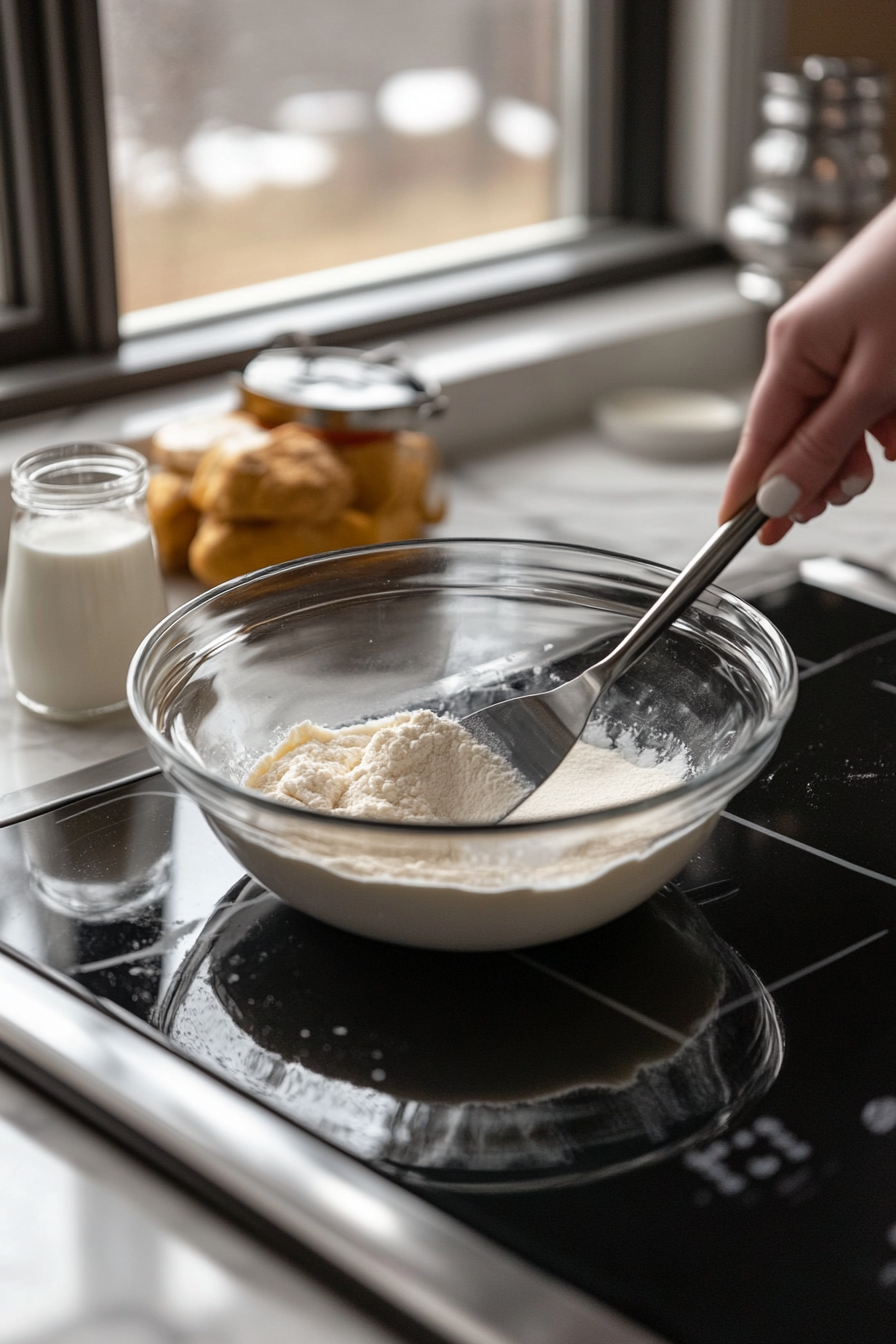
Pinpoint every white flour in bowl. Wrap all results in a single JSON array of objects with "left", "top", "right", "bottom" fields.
[
  {"left": 245, "top": 708, "right": 685, "bottom": 825},
  {"left": 511, "top": 738, "right": 685, "bottom": 822},
  {"left": 232, "top": 709, "right": 705, "bottom": 948},
  {"left": 245, "top": 709, "right": 524, "bottom": 824}
]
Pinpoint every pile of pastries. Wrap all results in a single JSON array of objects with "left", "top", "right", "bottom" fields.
[{"left": 147, "top": 410, "right": 443, "bottom": 586}]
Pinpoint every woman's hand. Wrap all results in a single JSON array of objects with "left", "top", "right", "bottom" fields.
[{"left": 720, "top": 198, "right": 896, "bottom": 544}]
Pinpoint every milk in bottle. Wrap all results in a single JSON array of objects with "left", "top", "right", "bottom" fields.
[{"left": 2, "top": 443, "right": 168, "bottom": 718}]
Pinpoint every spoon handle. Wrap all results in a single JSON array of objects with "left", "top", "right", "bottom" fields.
[{"left": 598, "top": 500, "right": 767, "bottom": 689}]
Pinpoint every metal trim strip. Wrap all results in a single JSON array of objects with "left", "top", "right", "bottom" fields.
[
  {"left": 0, "top": 948, "right": 664, "bottom": 1344},
  {"left": 0, "top": 747, "right": 160, "bottom": 828},
  {"left": 799, "top": 556, "right": 896, "bottom": 615}
]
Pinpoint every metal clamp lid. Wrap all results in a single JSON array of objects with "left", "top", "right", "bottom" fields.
[{"left": 240, "top": 333, "right": 448, "bottom": 430}]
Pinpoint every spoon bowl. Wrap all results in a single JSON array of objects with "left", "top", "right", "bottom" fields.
[{"left": 462, "top": 503, "right": 767, "bottom": 821}]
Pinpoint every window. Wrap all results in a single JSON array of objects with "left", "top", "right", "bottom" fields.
[
  {"left": 0, "top": 0, "right": 752, "bottom": 417},
  {"left": 100, "top": 0, "right": 587, "bottom": 327}
]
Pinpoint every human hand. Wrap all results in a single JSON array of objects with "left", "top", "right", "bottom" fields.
[{"left": 720, "top": 198, "right": 896, "bottom": 544}]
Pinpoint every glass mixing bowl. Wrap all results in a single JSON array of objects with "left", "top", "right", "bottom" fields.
[{"left": 128, "top": 539, "right": 797, "bottom": 949}]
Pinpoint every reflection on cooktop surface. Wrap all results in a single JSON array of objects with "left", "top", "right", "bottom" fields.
[
  {"left": 727, "top": 582, "right": 896, "bottom": 889},
  {"left": 158, "top": 879, "right": 780, "bottom": 1190},
  {"left": 753, "top": 579, "right": 896, "bottom": 665}
]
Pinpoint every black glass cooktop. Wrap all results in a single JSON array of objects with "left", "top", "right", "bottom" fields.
[{"left": 2, "top": 578, "right": 896, "bottom": 1344}]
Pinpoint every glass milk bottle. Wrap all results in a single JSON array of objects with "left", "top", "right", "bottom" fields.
[{"left": 3, "top": 443, "right": 168, "bottom": 719}]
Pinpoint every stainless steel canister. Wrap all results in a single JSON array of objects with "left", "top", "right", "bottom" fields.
[{"left": 725, "top": 56, "right": 891, "bottom": 307}]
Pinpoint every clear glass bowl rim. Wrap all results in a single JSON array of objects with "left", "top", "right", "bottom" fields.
[{"left": 128, "top": 537, "right": 799, "bottom": 837}]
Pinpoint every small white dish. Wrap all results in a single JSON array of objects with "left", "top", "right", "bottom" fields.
[{"left": 595, "top": 386, "right": 745, "bottom": 460}]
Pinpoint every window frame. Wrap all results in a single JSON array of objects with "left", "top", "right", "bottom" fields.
[
  {"left": 0, "top": 0, "right": 735, "bottom": 420},
  {"left": 0, "top": 0, "right": 117, "bottom": 366},
  {"left": 0, "top": 0, "right": 66, "bottom": 364}
]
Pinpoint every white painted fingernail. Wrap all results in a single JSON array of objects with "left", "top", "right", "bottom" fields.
[
  {"left": 841, "top": 474, "right": 871, "bottom": 498},
  {"left": 757, "top": 474, "right": 801, "bottom": 517},
  {"left": 791, "top": 512, "right": 807, "bottom": 524}
]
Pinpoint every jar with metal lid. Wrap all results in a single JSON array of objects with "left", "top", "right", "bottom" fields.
[
  {"left": 725, "top": 56, "right": 891, "bottom": 307},
  {"left": 235, "top": 337, "right": 447, "bottom": 564},
  {"left": 238, "top": 337, "right": 448, "bottom": 437},
  {"left": 3, "top": 443, "right": 168, "bottom": 719},
  {"left": 145, "top": 341, "right": 448, "bottom": 587}
]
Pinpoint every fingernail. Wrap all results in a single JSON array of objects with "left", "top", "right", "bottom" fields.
[
  {"left": 829, "top": 489, "right": 850, "bottom": 507},
  {"left": 791, "top": 512, "right": 807, "bottom": 524},
  {"left": 841, "top": 474, "right": 872, "bottom": 498},
  {"left": 757, "top": 474, "right": 802, "bottom": 518}
]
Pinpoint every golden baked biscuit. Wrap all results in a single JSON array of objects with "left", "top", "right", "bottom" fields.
[
  {"left": 189, "top": 423, "right": 354, "bottom": 523},
  {"left": 151, "top": 411, "right": 260, "bottom": 475},
  {"left": 188, "top": 508, "right": 376, "bottom": 586},
  {"left": 147, "top": 471, "right": 200, "bottom": 572},
  {"left": 367, "top": 508, "right": 428, "bottom": 544},
  {"left": 339, "top": 431, "right": 442, "bottom": 519}
]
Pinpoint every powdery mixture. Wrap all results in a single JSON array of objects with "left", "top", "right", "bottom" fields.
[
  {"left": 511, "top": 739, "right": 685, "bottom": 822},
  {"left": 246, "top": 708, "right": 686, "bottom": 825},
  {"left": 245, "top": 709, "right": 525, "bottom": 824}
]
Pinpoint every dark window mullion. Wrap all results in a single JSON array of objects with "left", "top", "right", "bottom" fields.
[
  {"left": 614, "top": 0, "right": 671, "bottom": 223},
  {"left": 0, "top": 0, "right": 64, "bottom": 353},
  {"left": 0, "top": 0, "right": 118, "bottom": 365},
  {"left": 40, "top": 0, "right": 118, "bottom": 354},
  {"left": 585, "top": 0, "right": 620, "bottom": 219},
  {"left": 0, "top": 1, "right": 30, "bottom": 310}
]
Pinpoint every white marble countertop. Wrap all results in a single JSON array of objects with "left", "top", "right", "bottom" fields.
[{"left": 4, "top": 402, "right": 896, "bottom": 1341}]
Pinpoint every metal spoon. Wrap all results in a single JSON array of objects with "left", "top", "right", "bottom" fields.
[{"left": 461, "top": 500, "right": 767, "bottom": 823}]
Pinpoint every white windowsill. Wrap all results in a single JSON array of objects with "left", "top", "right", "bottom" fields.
[{"left": 0, "top": 264, "right": 763, "bottom": 559}]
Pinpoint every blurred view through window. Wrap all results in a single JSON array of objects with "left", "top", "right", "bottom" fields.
[{"left": 99, "top": 0, "right": 582, "bottom": 324}]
